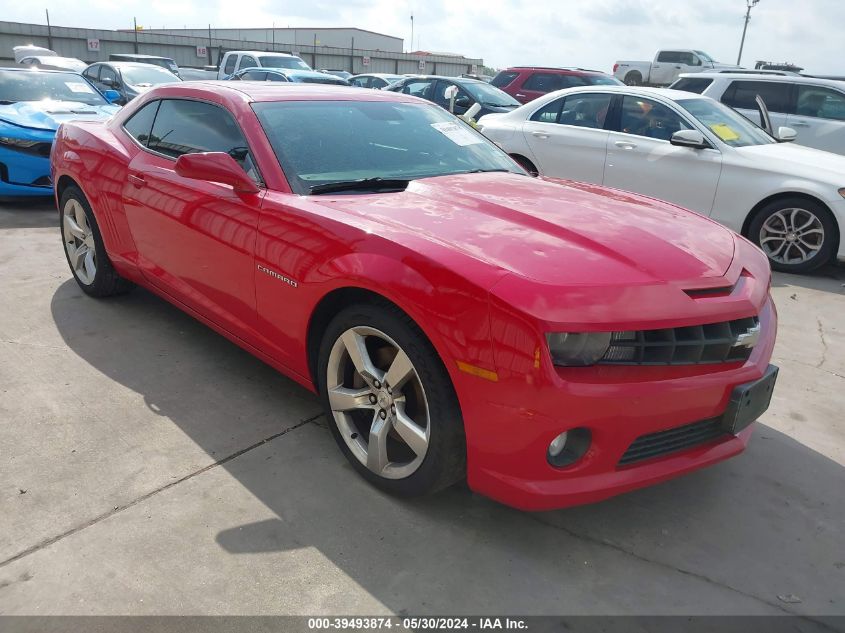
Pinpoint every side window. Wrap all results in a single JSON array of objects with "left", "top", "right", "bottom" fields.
[
  {"left": 100, "top": 65, "right": 118, "bottom": 86},
  {"left": 721, "top": 81, "right": 792, "bottom": 113},
  {"left": 238, "top": 55, "right": 258, "bottom": 71},
  {"left": 559, "top": 94, "right": 613, "bottom": 129},
  {"left": 619, "top": 96, "right": 692, "bottom": 141},
  {"left": 372, "top": 78, "right": 387, "bottom": 89},
  {"left": 266, "top": 72, "right": 286, "bottom": 82},
  {"left": 490, "top": 71, "right": 519, "bottom": 88},
  {"left": 530, "top": 98, "right": 564, "bottom": 123},
  {"left": 657, "top": 51, "right": 680, "bottom": 63},
  {"left": 432, "top": 81, "right": 472, "bottom": 109},
  {"left": 223, "top": 54, "right": 237, "bottom": 76},
  {"left": 671, "top": 78, "right": 713, "bottom": 94},
  {"left": 796, "top": 85, "right": 845, "bottom": 121},
  {"left": 241, "top": 70, "right": 267, "bottom": 81},
  {"left": 523, "top": 73, "right": 560, "bottom": 93},
  {"left": 83, "top": 65, "right": 99, "bottom": 80},
  {"left": 122, "top": 100, "right": 160, "bottom": 145},
  {"left": 401, "top": 79, "right": 434, "bottom": 100},
  {"left": 559, "top": 75, "right": 587, "bottom": 89},
  {"left": 148, "top": 99, "right": 260, "bottom": 183}
]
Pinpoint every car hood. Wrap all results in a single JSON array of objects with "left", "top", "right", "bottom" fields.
[
  {"left": 736, "top": 142, "right": 845, "bottom": 184},
  {"left": 315, "top": 173, "right": 736, "bottom": 287},
  {"left": 0, "top": 100, "right": 119, "bottom": 131}
]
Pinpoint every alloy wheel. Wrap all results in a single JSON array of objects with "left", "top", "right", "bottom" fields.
[
  {"left": 759, "top": 207, "right": 824, "bottom": 266},
  {"left": 63, "top": 198, "right": 97, "bottom": 285},
  {"left": 326, "top": 326, "right": 430, "bottom": 479}
]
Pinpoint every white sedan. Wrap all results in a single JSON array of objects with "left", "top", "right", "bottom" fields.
[{"left": 479, "top": 86, "right": 845, "bottom": 273}]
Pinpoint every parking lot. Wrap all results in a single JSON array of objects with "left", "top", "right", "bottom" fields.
[{"left": 0, "top": 200, "right": 843, "bottom": 618}]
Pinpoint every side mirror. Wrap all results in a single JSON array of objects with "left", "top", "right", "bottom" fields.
[
  {"left": 103, "top": 89, "right": 121, "bottom": 104},
  {"left": 175, "top": 152, "right": 259, "bottom": 194},
  {"left": 454, "top": 95, "right": 472, "bottom": 108},
  {"left": 101, "top": 77, "right": 115, "bottom": 88},
  {"left": 670, "top": 129, "right": 709, "bottom": 149},
  {"left": 777, "top": 126, "right": 797, "bottom": 142}
]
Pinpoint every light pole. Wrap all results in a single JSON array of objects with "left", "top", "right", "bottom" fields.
[{"left": 737, "top": 0, "right": 760, "bottom": 66}]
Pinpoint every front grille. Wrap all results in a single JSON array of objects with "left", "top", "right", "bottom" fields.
[
  {"left": 599, "top": 316, "right": 759, "bottom": 366},
  {"left": 0, "top": 141, "right": 52, "bottom": 157},
  {"left": 619, "top": 418, "right": 727, "bottom": 466}
]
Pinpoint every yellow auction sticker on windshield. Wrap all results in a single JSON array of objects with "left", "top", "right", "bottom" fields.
[{"left": 709, "top": 123, "right": 740, "bottom": 142}]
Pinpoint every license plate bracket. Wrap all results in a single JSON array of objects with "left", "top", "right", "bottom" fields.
[{"left": 722, "top": 364, "right": 779, "bottom": 435}]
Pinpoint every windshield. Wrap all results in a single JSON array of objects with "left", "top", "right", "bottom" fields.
[
  {"left": 678, "top": 98, "right": 776, "bottom": 147},
  {"left": 291, "top": 74, "right": 348, "bottom": 85},
  {"left": 253, "top": 100, "right": 523, "bottom": 194},
  {"left": 694, "top": 50, "right": 715, "bottom": 63},
  {"left": 0, "top": 70, "right": 108, "bottom": 106},
  {"left": 122, "top": 66, "right": 179, "bottom": 86},
  {"left": 461, "top": 82, "right": 520, "bottom": 107},
  {"left": 259, "top": 56, "right": 311, "bottom": 70}
]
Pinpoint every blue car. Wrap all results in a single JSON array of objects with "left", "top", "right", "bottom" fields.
[
  {"left": 0, "top": 68, "right": 120, "bottom": 198},
  {"left": 226, "top": 67, "right": 350, "bottom": 85}
]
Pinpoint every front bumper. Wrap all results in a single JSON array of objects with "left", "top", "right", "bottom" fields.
[
  {"left": 459, "top": 292, "right": 777, "bottom": 511},
  {"left": 0, "top": 144, "right": 53, "bottom": 198}
]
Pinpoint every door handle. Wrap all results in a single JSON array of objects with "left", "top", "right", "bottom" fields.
[
  {"left": 532, "top": 131, "right": 549, "bottom": 139},
  {"left": 127, "top": 173, "right": 146, "bottom": 188},
  {"left": 791, "top": 121, "right": 810, "bottom": 127},
  {"left": 675, "top": 65, "right": 682, "bottom": 69},
  {"left": 615, "top": 140, "right": 637, "bottom": 149}
]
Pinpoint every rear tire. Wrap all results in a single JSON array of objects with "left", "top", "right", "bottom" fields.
[
  {"left": 624, "top": 71, "right": 643, "bottom": 86},
  {"left": 748, "top": 197, "right": 836, "bottom": 273},
  {"left": 317, "top": 302, "right": 466, "bottom": 497},
  {"left": 60, "top": 185, "right": 134, "bottom": 297}
]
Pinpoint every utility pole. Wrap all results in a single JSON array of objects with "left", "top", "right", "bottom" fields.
[
  {"left": 350, "top": 36, "right": 355, "bottom": 74},
  {"left": 45, "top": 9, "right": 53, "bottom": 51},
  {"left": 410, "top": 13, "right": 414, "bottom": 53},
  {"left": 207, "top": 24, "right": 213, "bottom": 66},
  {"left": 737, "top": 0, "right": 760, "bottom": 66},
  {"left": 133, "top": 17, "right": 139, "bottom": 54}
]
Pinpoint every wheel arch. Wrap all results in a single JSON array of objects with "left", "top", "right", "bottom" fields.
[
  {"left": 742, "top": 191, "right": 840, "bottom": 252},
  {"left": 305, "top": 286, "right": 450, "bottom": 392},
  {"left": 55, "top": 174, "right": 79, "bottom": 204}
]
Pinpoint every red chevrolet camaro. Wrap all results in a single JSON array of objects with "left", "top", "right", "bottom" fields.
[{"left": 51, "top": 83, "right": 778, "bottom": 510}]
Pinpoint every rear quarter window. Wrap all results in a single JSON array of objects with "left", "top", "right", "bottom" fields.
[
  {"left": 491, "top": 71, "right": 519, "bottom": 88},
  {"left": 722, "top": 80, "right": 793, "bottom": 113},
  {"left": 671, "top": 78, "right": 713, "bottom": 94},
  {"left": 122, "top": 101, "right": 160, "bottom": 145},
  {"left": 223, "top": 55, "right": 237, "bottom": 75}
]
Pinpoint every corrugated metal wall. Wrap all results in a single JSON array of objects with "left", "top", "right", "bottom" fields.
[{"left": 0, "top": 20, "right": 482, "bottom": 77}]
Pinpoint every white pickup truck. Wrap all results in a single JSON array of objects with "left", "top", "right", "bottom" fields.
[{"left": 613, "top": 50, "right": 738, "bottom": 87}]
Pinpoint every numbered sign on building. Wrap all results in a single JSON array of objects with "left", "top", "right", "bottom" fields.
[
  {"left": 87, "top": 39, "right": 100, "bottom": 53},
  {"left": 362, "top": 56, "right": 370, "bottom": 67},
  {"left": 418, "top": 58, "right": 426, "bottom": 71},
  {"left": 196, "top": 45, "right": 207, "bottom": 58}
]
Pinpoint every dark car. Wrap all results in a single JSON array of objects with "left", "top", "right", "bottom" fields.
[
  {"left": 386, "top": 75, "right": 520, "bottom": 118},
  {"left": 82, "top": 62, "right": 180, "bottom": 104},
  {"left": 491, "top": 67, "right": 621, "bottom": 103},
  {"left": 227, "top": 68, "right": 349, "bottom": 85}
]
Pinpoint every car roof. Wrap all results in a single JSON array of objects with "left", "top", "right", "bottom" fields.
[
  {"left": 540, "top": 85, "right": 705, "bottom": 102},
  {"left": 227, "top": 51, "right": 298, "bottom": 57},
  {"left": 503, "top": 66, "right": 608, "bottom": 75},
  {"left": 397, "top": 75, "right": 487, "bottom": 84},
  {"left": 94, "top": 61, "right": 175, "bottom": 69},
  {"left": 111, "top": 54, "right": 174, "bottom": 60},
  {"left": 0, "top": 66, "right": 81, "bottom": 76},
  {"left": 352, "top": 73, "right": 402, "bottom": 78},
  {"left": 686, "top": 72, "right": 845, "bottom": 88},
  {"left": 169, "top": 82, "right": 423, "bottom": 103}
]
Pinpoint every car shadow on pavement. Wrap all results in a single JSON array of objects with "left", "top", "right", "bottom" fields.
[
  {"left": 0, "top": 201, "right": 57, "bottom": 230},
  {"left": 772, "top": 263, "right": 845, "bottom": 295},
  {"left": 50, "top": 280, "right": 845, "bottom": 617}
]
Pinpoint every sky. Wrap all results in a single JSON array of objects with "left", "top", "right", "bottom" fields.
[{"left": 6, "top": 0, "right": 843, "bottom": 75}]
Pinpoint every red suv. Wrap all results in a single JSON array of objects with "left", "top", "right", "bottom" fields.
[{"left": 491, "top": 67, "right": 621, "bottom": 104}]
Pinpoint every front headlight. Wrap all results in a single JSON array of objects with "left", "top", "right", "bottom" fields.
[
  {"left": 545, "top": 332, "right": 611, "bottom": 366},
  {"left": 0, "top": 136, "right": 40, "bottom": 149}
]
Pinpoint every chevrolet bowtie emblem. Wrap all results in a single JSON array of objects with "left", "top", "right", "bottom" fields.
[{"left": 733, "top": 322, "right": 761, "bottom": 348}]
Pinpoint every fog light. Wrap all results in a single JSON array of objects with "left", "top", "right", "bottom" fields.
[{"left": 547, "top": 427, "right": 592, "bottom": 467}]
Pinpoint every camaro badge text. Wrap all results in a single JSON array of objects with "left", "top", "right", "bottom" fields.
[{"left": 257, "top": 264, "right": 298, "bottom": 288}]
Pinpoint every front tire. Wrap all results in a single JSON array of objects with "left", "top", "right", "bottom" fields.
[
  {"left": 748, "top": 197, "right": 836, "bottom": 273},
  {"left": 60, "top": 185, "right": 133, "bottom": 297},
  {"left": 317, "top": 302, "right": 466, "bottom": 497}
]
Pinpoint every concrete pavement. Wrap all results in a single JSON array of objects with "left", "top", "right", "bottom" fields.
[{"left": 0, "top": 202, "right": 843, "bottom": 619}]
